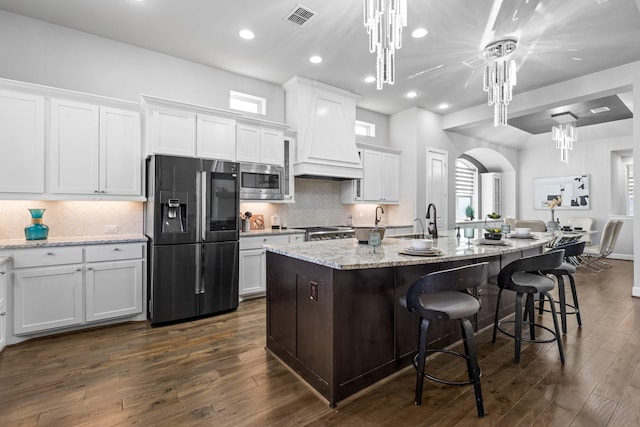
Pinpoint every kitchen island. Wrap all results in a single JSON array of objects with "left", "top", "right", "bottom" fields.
[{"left": 264, "top": 234, "right": 552, "bottom": 407}]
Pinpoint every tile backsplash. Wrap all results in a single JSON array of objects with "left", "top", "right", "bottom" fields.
[{"left": 0, "top": 200, "right": 144, "bottom": 239}]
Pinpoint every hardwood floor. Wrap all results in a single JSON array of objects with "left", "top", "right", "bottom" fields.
[{"left": 1, "top": 259, "right": 639, "bottom": 426}]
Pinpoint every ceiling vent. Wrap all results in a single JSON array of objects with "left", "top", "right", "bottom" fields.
[
  {"left": 285, "top": 5, "right": 317, "bottom": 27},
  {"left": 462, "top": 56, "right": 486, "bottom": 69},
  {"left": 590, "top": 106, "right": 611, "bottom": 114}
]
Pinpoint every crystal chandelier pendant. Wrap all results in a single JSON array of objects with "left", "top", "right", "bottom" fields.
[
  {"left": 483, "top": 39, "right": 518, "bottom": 126},
  {"left": 551, "top": 112, "right": 578, "bottom": 163},
  {"left": 364, "top": 0, "right": 407, "bottom": 90}
]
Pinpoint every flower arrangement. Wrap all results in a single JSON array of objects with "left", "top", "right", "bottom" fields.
[{"left": 547, "top": 196, "right": 562, "bottom": 221}]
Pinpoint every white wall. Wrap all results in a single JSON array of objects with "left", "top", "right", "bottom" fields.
[
  {"left": 0, "top": 10, "right": 285, "bottom": 123},
  {"left": 356, "top": 107, "right": 390, "bottom": 148}
]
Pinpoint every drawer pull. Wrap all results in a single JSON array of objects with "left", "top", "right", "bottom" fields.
[
  {"left": 0, "top": 312, "right": 5, "bottom": 317},
  {"left": 46, "top": 252, "right": 55, "bottom": 256},
  {"left": 76, "top": 268, "right": 82, "bottom": 272},
  {"left": 0, "top": 271, "right": 5, "bottom": 275},
  {"left": 113, "top": 248, "right": 122, "bottom": 251},
  {"left": 87, "top": 267, "right": 93, "bottom": 270}
]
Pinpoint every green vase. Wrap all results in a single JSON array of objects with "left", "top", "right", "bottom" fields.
[{"left": 24, "top": 208, "right": 49, "bottom": 240}]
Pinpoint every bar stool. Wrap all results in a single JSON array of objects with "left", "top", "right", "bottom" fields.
[
  {"left": 538, "top": 241, "right": 586, "bottom": 334},
  {"left": 400, "top": 262, "right": 488, "bottom": 418},
  {"left": 492, "top": 250, "right": 566, "bottom": 364}
]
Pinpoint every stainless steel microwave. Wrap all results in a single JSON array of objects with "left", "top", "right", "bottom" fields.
[{"left": 239, "top": 163, "right": 284, "bottom": 200}]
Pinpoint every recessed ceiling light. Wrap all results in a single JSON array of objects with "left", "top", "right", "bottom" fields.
[
  {"left": 411, "top": 28, "right": 428, "bottom": 38},
  {"left": 438, "top": 103, "right": 449, "bottom": 110},
  {"left": 572, "top": 57, "right": 583, "bottom": 61},
  {"left": 406, "top": 91, "right": 418, "bottom": 98},
  {"left": 309, "top": 55, "right": 323, "bottom": 64},
  {"left": 364, "top": 75, "right": 376, "bottom": 83},
  {"left": 238, "top": 29, "right": 255, "bottom": 40}
]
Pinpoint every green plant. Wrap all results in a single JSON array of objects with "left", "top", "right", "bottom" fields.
[{"left": 465, "top": 205, "right": 475, "bottom": 219}]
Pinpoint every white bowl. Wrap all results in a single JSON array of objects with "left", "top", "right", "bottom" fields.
[
  {"left": 411, "top": 238, "right": 433, "bottom": 250},
  {"left": 514, "top": 227, "right": 531, "bottom": 235}
]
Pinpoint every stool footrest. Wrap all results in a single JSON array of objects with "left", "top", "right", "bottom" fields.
[
  {"left": 496, "top": 320, "right": 559, "bottom": 344},
  {"left": 412, "top": 349, "right": 482, "bottom": 386}
]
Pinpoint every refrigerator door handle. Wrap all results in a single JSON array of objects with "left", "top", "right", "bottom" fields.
[
  {"left": 195, "top": 243, "right": 202, "bottom": 295},
  {"left": 196, "top": 171, "right": 207, "bottom": 242}
]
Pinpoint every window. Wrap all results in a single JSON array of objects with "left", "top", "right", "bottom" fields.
[
  {"left": 355, "top": 120, "right": 375, "bottom": 137},
  {"left": 229, "top": 91, "right": 266, "bottom": 115},
  {"left": 455, "top": 158, "right": 478, "bottom": 219}
]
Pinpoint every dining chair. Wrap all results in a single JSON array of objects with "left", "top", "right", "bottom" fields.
[
  {"left": 567, "top": 217, "right": 594, "bottom": 244},
  {"left": 578, "top": 219, "right": 621, "bottom": 272},
  {"left": 514, "top": 220, "right": 547, "bottom": 232}
]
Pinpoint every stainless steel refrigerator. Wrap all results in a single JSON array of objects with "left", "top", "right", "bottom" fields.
[{"left": 146, "top": 155, "right": 239, "bottom": 325}]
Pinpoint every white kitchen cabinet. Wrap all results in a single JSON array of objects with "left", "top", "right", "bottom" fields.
[
  {"left": 49, "top": 99, "right": 141, "bottom": 196},
  {"left": 13, "top": 246, "right": 84, "bottom": 335},
  {"left": 239, "top": 233, "right": 302, "bottom": 298},
  {"left": 236, "top": 123, "right": 284, "bottom": 166},
  {"left": 11, "top": 243, "right": 144, "bottom": 336},
  {"left": 0, "top": 90, "right": 45, "bottom": 194},
  {"left": 150, "top": 107, "right": 197, "bottom": 157},
  {"left": 197, "top": 114, "right": 236, "bottom": 161},
  {"left": 0, "top": 263, "right": 7, "bottom": 353},
  {"left": 481, "top": 173, "right": 503, "bottom": 217},
  {"left": 347, "top": 147, "right": 399, "bottom": 204}
]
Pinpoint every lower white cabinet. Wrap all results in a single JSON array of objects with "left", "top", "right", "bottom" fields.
[
  {"left": 0, "top": 263, "right": 8, "bottom": 352},
  {"left": 12, "top": 243, "right": 144, "bottom": 336},
  {"left": 239, "top": 233, "right": 304, "bottom": 298}
]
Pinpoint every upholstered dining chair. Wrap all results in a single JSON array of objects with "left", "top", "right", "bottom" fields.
[
  {"left": 567, "top": 217, "right": 594, "bottom": 244},
  {"left": 514, "top": 220, "right": 547, "bottom": 232}
]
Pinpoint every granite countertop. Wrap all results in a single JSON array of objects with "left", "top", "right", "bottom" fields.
[
  {"left": 240, "top": 228, "right": 306, "bottom": 238},
  {"left": 264, "top": 233, "right": 554, "bottom": 270},
  {"left": 0, "top": 256, "right": 9, "bottom": 265},
  {"left": 0, "top": 234, "right": 148, "bottom": 249}
]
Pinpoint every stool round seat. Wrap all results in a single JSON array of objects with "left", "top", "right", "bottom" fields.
[
  {"left": 511, "top": 272, "right": 555, "bottom": 293},
  {"left": 402, "top": 262, "right": 488, "bottom": 418},
  {"left": 418, "top": 291, "right": 480, "bottom": 319}
]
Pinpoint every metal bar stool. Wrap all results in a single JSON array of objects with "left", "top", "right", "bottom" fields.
[
  {"left": 492, "top": 250, "right": 566, "bottom": 365},
  {"left": 538, "top": 241, "right": 585, "bottom": 334},
  {"left": 400, "top": 262, "right": 488, "bottom": 418}
]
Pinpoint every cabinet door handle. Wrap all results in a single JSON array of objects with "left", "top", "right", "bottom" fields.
[
  {"left": 0, "top": 271, "right": 5, "bottom": 275},
  {"left": 113, "top": 248, "right": 122, "bottom": 251},
  {"left": 87, "top": 267, "right": 93, "bottom": 270},
  {"left": 0, "top": 312, "right": 5, "bottom": 317},
  {"left": 46, "top": 252, "right": 55, "bottom": 256},
  {"left": 94, "top": 190, "right": 100, "bottom": 193}
]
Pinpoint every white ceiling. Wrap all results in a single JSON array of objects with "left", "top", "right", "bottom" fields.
[{"left": 1, "top": 0, "right": 639, "bottom": 147}]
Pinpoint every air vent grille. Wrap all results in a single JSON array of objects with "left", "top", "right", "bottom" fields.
[
  {"left": 590, "top": 106, "right": 611, "bottom": 114},
  {"left": 462, "top": 56, "right": 486, "bottom": 69},
  {"left": 285, "top": 5, "right": 317, "bottom": 27}
]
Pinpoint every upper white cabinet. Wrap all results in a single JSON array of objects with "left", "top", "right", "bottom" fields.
[
  {"left": 343, "top": 145, "right": 400, "bottom": 204},
  {"left": 236, "top": 123, "right": 284, "bottom": 166},
  {"left": 0, "top": 90, "right": 45, "bottom": 193},
  {"left": 151, "top": 108, "right": 236, "bottom": 160},
  {"left": 49, "top": 99, "right": 141, "bottom": 196},
  {"left": 150, "top": 107, "right": 197, "bottom": 157},
  {"left": 197, "top": 114, "right": 236, "bottom": 161}
]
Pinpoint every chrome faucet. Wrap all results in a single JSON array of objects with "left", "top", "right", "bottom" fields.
[
  {"left": 375, "top": 206, "right": 384, "bottom": 227},
  {"left": 414, "top": 218, "right": 425, "bottom": 238},
  {"left": 426, "top": 203, "right": 438, "bottom": 239}
]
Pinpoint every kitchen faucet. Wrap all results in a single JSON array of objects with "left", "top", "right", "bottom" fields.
[
  {"left": 426, "top": 203, "right": 438, "bottom": 239},
  {"left": 375, "top": 206, "right": 384, "bottom": 227},
  {"left": 414, "top": 218, "right": 425, "bottom": 238}
]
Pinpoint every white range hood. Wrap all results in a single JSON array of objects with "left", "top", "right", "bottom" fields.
[{"left": 283, "top": 76, "right": 363, "bottom": 180}]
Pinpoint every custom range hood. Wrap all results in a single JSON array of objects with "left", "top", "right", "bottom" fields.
[{"left": 283, "top": 76, "right": 363, "bottom": 180}]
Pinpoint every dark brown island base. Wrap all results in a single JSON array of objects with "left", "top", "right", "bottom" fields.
[{"left": 264, "top": 233, "right": 553, "bottom": 407}]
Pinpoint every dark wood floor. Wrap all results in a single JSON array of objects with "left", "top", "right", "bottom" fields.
[{"left": 1, "top": 259, "right": 639, "bottom": 426}]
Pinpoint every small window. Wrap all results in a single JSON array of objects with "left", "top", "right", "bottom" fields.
[
  {"left": 355, "top": 120, "right": 375, "bottom": 137},
  {"left": 229, "top": 91, "right": 266, "bottom": 115},
  {"left": 455, "top": 158, "right": 478, "bottom": 220}
]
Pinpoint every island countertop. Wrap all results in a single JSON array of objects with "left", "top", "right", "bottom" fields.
[{"left": 264, "top": 233, "right": 553, "bottom": 270}]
